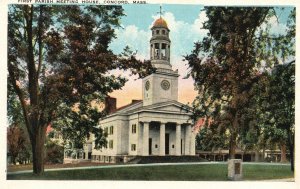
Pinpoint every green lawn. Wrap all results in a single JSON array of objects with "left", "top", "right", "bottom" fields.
[{"left": 7, "top": 164, "right": 294, "bottom": 181}]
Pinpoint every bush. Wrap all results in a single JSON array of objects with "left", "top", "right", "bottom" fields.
[{"left": 45, "top": 141, "right": 64, "bottom": 164}]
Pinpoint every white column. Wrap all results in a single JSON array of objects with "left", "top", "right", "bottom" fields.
[
  {"left": 175, "top": 123, "right": 181, "bottom": 155},
  {"left": 166, "top": 45, "right": 169, "bottom": 60},
  {"left": 151, "top": 44, "right": 154, "bottom": 59},
  {"left": 160, "top": 122, "right": 166, "bottom": 156},
  {"left": 137, "top": 122, "right": 143, "bottom": 155},
  {"left": 184, "top": 124, "right": 191, "bottom": 155},
  {"left": 143, "top": 122, "right": 149, "bottom": 156},
  {"left": 85, "top": 150, "right": 88, "bottom": 160},
  {"left": 159, "top": 43, "right": 162, "bottom": 59},
  {"left": 190, "top": 131, "right": 196, "bottom": 155}
]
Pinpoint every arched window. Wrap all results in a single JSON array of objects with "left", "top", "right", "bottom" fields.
[
  {"left": 156, "top": 30, "right": 159, "bottom": 34},
  {"left": 162, "top": 30, "right": 166, "bottom": 35}
]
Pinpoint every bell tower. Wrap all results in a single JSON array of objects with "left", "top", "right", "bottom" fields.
[
  {"left": 150, "top": 17, "right": 171, "bottom": 70},
  {"left": 142, "top": 9, "right": 179, "bottom": 106}
]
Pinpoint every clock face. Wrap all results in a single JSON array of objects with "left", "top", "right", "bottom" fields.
[
  {"left": 161, "top": 80, "right": 170, "bottom": 90},
  {"left": 145, "top": 81, "right": 150, "bottom": 91}
]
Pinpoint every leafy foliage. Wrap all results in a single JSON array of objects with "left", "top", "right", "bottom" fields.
[
  {"left": 8, "top": 4, "right": 153, "bottom": 174},
  {"left": 262, "top": 61, "right": 295, "bottom": 169},
  {"left": 186, "top": 7, "right": 273, "bottom": 158},
  {"left": 196, "top": 124, "right": 229, "bottom": 151},
  {"left": 45, "top": 140, "right": 64, "bottom": 164},
  {"left": 7, "top": 125, "right": 32, "bottom": 165},
  {"left": 185, "top": 7, "right": 295, "bottom": 163}
]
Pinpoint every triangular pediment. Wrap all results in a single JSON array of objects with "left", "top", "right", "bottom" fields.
[
  {"left": 147, "top": 101, "right": 192, "bottom": 113},
  {"left": 105, "top": 100, "right": 192, "bottom": 118}
]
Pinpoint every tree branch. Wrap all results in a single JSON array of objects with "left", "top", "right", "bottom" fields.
[
  {"left": 37, "top": 5, "right": 43, "bottom": 79},
  {"left": 8, "top": 63, "right": 33, "bottom": 139}
]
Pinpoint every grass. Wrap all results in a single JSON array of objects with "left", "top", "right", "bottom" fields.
[{"left": 7, "top": 164, "right": 294, "bottom": 181}]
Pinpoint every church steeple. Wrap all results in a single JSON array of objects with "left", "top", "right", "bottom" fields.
[
  {"left": 142, "top": 9, "right": 179, "bottom": 107},
  {"left": 150, "top": 11, "right": 171, "bottom": 70}
]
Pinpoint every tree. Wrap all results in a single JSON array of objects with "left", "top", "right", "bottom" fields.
[
  {"left": 241, "top": 61, "right": 294, "bottom": 166},
  {"left": 7, "top": 79, "right": 32, "bottom": 165},
  {"left": 185, "top": 7, "right": 295, "bottom": 161},
  {"left": 8, "top": 4, "right": 153, "bottom": 175},
  {"left": 51, "top": 102, "right": 108, "bottom": 149},
  {"left": 247, "top": 7, "right": 295, "bottom": 168},
  {"left": 7, "top": 125, "right": 31, "bottom": 165},
  {"left": 185, "top": 7, "right": 272, "bottom": 159},
  {"left": 263, "top": 61, "right": 295, "bottom": 170},
  {"left": 195, "top": 120, "right": 229, "bottom": 152},
  {"left": 239, "top": 73, "right": 270, "bottom": 162}
]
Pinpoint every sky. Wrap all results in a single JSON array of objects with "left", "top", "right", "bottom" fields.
[
  {"left": 108, "top": 4, "right": 293, "bottom": 108},
  {"left": 108, "top": 4, "right": 207, "bottom": 107}
]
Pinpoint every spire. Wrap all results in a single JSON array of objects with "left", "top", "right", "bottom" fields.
[{"left": 157, "top": 5, "right": 164, "bottom": 19}]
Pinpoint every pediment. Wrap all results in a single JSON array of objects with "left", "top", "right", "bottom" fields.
[{"left": 149, "top": 102, "right": 192, "bottom": 113}]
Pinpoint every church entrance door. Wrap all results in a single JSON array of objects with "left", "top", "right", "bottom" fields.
[
  {"left": 165, "top": 134, "right": 169, "bottom": 155},
  {"left": 181, "top": 139, "right": 183, "bottom": 155},
  {"left": 149, "top": 138, "right": 152, "bottom": 155}
]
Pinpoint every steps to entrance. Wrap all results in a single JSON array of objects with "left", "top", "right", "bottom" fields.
[{"left": 127, "top": 156, "right": 207, "bottom": 164}]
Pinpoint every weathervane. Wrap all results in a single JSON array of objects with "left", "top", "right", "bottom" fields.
[{"left": 157, "top": 5, "right": 165, "bottom": 18}]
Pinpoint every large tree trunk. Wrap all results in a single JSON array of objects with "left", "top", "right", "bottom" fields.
[
  {"left": 25, "top": 5, "right": 47, "bottom": 175},
  {"left": 11, "top": 156, "right": 16, "bottom": 165},
  {"left": 31, "top": 125, "right": 47, "bottom": 175},
  {"left": 280, "top": 143, "right": 287, "bottom": 163},
  {"left": 289, "top": 146, "right": 294, "bottom": 172},
  {"left": 287, "top": 130, "right": 294, "bottom": 172},
  {"left": 229, "top": 129, "right": 237, "bottom": 159},
  {"left": 262, "top": 146, "right": 266, "bottom": 161},
  {"left": 229, "top": 137, "right": 236, "bottom": 159},
  {"left": 229, "top": 116, "right": 238, "bottom": 159}
]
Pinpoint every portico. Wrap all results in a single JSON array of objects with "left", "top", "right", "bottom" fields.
[{"left": 138, "top": 121, "right": 193, "bottom": 156}]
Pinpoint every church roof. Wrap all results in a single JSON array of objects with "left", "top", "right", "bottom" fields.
[
  {"left": 104, "top": 100, "right": 192, "bottom": 118},
  {"left": 153, "top": 17, "right": 168, "bottom": 29},
  {"left": 114, "top": 100, "right": 142, "bottom": 113}
]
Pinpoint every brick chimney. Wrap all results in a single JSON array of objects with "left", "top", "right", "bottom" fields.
[
  {"left": 105, "top": 96, "right": 117, "bottom": 114},
  {"left": 131, "top": 99, "right": 141, "bottom": 104}
]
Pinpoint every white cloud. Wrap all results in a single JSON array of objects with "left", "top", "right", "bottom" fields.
[
  {"left": 259, "top": 15, "right": 288, "bottom": 35},
  {"left": 192, "top": 10, "right": 209, "bottom": 36},
  {"left": 111, "top": 11, "right": 208, "bottom": 62},
  {"left": 110, "top": 25, "right": 151, "bottom": 60}
]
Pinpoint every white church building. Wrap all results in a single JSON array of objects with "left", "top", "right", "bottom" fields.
[{"left": 78, "top": 16, "right": 196, "bottom": 164}]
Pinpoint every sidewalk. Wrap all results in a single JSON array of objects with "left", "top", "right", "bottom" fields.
[{"left": 258, "top": 178, "right": 295, "bottom": 182}]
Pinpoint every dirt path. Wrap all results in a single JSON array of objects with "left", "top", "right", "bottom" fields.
[{"left": 7, "top": 162, "right": 109, "bottom": 172}]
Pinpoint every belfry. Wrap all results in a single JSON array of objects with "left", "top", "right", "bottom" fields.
[{"left": 143, "top": 16, "right": 179, "bottom": 106}]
